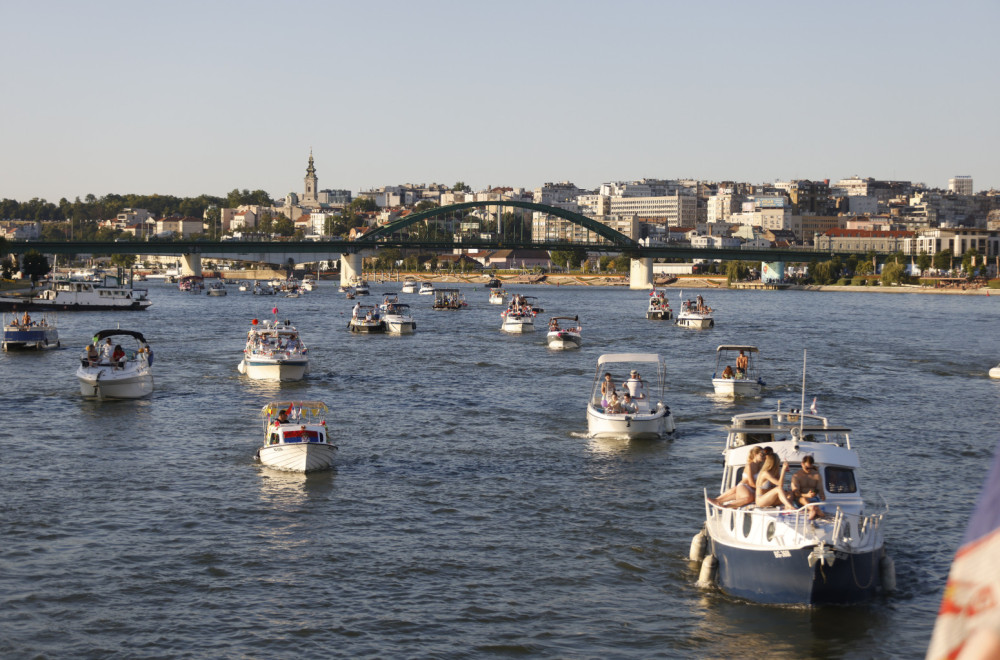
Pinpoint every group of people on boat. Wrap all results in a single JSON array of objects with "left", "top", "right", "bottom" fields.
[
  {"left": 9, "top": 312, "right": 42, "bottom": 328},
  {"left": 248, "top": 330, "right": 303, "bottom": 354},
  {"left": 709, "top": 448, "right": 827, "bottom": 520},
  {"left": 683, "top": 294, "right": 712, "bottom": 314},
  {"left": 85, "top": 337, "right": 129, "bottom": 369},
  {"left": 599, "top": 369, "right": 648, "bottom": 414},
  {"left": 352, "top": 303, "right": 380, "bottom": 322},
  {"left": 720, "top": 350, "right": 750, "bottom": 379}
]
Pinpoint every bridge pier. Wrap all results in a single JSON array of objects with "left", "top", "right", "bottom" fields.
[
  {"left": 340, "top": 253, "right": 363, "bottom": 287},
  {"left": 629, "top": 257, "right": 653, "bottom": 290},
  {"left": 180, "top": 253, "right": 202, "bottom": 277}
]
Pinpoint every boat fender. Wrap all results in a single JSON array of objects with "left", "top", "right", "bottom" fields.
[
  {"left": 880, "top": 554, "right": 896, "bottom": 593},
  {"left": 689, "top": 530, "right": 707, "bottom": 562},
  {"left": 696, "top": 554, "right": 717, "bottom": 588}
]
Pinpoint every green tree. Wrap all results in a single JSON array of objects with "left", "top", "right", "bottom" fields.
[
  {"left": 1, "top": 256, "right": 15, "bottom": 279},
  {"left": 272, "top": 215, "right": 295, "bottom": 237},
  {"left": 110, "top": 253, "right": 136, "bottom": 269},
  {"left": 725, "top": 260, "right": 750, "bottom": 284},
  {"left": 881, "top": 261, "right": 908, "bottom": 286},
  {"left": 599, "top": 255, "right": 613, "bottom": 272},
  {"left": 961, "top": 248, "right": 980, "bottom": 274},
  {"left": 933, "top": 249, "right": 953, "bottom": 272},
  {"left": 20, "top": 250, "right": 50, "bottom": 284},
  {"left": 916, "top": 251, "right": 932, "bottom": 276},
  {"left": 611, "top": 254, "right": 631, "bottom": 273},
  {"left": 452, "top": 181, "right": 470, "bottom": 192},
  {"left": 404, "top": 255, "right": 419, "bottom": 271}
]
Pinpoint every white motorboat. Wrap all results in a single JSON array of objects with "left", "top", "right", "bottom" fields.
[
  {"left": 237, "top": 280, "right": 250, "bottom": 292},
  {"left": 546, "top": 316, "right": 581, "bottom": 350},
  {"left": 253, "top": 281, "right": 275, "bottom": 296},
  {"left": 2, "top": 312, "right": 59, "bottom": 350},
  {"left": 348, "top": 303, "right": 386, "bottom": 333},
  {"left": 711, "top": 345, "right": 765, "bottom": 397},
  {"left": 418, "top": 282, "right": 435, "bottom": 295},
  {"left": 238, "top": 316, "right": 309, "bottom": 381},
  {"left": 500, "top": 294, "right": 540, "bottom": 333},
  {"left": 586, "top": 353, "right": 676, "bottom": 440},
  {"left": 432, "top": 288, "right": 467, "bottom": 310},
  {"left": 382, "top": 300, "right": 416, "bottom": 334},
  {"left": 77, "top": 329, "right": 154, "bottom": 399},
  {"left": 692, "top": 402, "right": 892, "bottom": 605},
  {"left": 0, "top": 271, "right": 151, "bottom": 311},
  {"left": 401, "top": 278, "right": 419, "bottom": 294},
  {"left": 990, "top": 363, "right": 1000, "bottom": 379},
  {"left": 488, "top": 288, "right": 507, "bottom": 305},
  {"left": 353, "top": 280, "right": 370, "bottom": 296},
  {"left": 178, "top": 275, "right": 203, "bottom": 293},
  {"left": 646, "top": 289, "right": 672, "bottom": 320},
  {"left": 676, "top": 295, "right": 714, "bottom": 329},
  {"left": 206, "top": 281, "right": 227, "bottom": 296},
  {"left": 301, "top": 278, "right": 315, "bottom": 291},
  {"left": 256, "top": 401, "right": 337, "bottom": 472}
]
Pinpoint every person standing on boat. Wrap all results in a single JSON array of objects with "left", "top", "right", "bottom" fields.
[
  {"left": 623, "top": 370, "right": 647, "bottom": 399},
  {"left": 736, "top": 350, "right": 748, "bottom": 372},
  {"left": 601, "top": 373, "right": 616, "bottom": 407},
  {"left": 99, "top": 338, "right": 114, "bottom": 363},
  {"left": 275, "top": 410, "right": 290, "bottom": 425}
]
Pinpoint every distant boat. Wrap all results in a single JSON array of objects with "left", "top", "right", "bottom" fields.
[{"left": 2, "top": 312, "right": 59, "bottom": 350}]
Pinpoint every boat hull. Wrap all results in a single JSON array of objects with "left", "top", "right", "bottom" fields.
[
  {"left": 677, "top": 314, "right": 714, "bottom": 329},
  {"left": 385, "top": 319, "right": 415, "bottom": 334},
  {"left": 349, "top": 321, "right": 386, "bottom": 333},
  {"left": 711, "top": 377, "right": 762, "bottom": 397},
  {"left": 502, "top": 319, "right": 534, "bottom": 333},
  {"left": 0, "top": 297, "right": 150, "bottom": 311},
  {"left": 3, "top": 327, "right": 60, "bottom": 350},
  {"left": 258, "top": 442, "right": 336, "bottom": 472},
  {"left": 646, "top": 310, "right": 673, "bottom": 320},
  {"left": 586, "top": 404, "right": 674, "bottom": 439},
  {"left": 77, "top": 367, "right": 154, "bottom": 399},
  {"left": 239, "top": 359, "right": 308, "bottom": 381},
  {"left": 709, "top": 536, "right": 884, "bottom": 605},
  {"left": 990, "top": 366, "right": 1000, "bottom": 379},
  {"left": 546, "top": 332, "right": 581, "bottom": 349}
]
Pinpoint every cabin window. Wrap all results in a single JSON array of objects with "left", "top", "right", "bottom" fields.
[
  {"left": 825, "top": 467, "right": 857, "bottom": 494},
  {"left": 766, "top": 521, "right": 776, "bottom": 542},
  {"left": 742, "top": 512, "right": 753, "bottom": 538},
  {"left": 269, "top": 433, "right": 278, "bottom": 445}
]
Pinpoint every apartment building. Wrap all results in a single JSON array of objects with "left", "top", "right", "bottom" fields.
[{"left": 608, "top": 193, "right": 697, "bottom": 227}]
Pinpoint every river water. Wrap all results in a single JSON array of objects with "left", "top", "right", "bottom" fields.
[{"left": 2, "top": 281, "right": 998, "bottom": 658}]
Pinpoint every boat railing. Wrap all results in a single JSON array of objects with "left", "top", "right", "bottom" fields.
[{"left": 704, "top": 492, "right": 886, "bottom": 551}]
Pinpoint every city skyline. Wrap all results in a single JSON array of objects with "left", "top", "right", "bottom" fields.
[{"left": 2, "top": 0, "right": 998, "bottom": 203}]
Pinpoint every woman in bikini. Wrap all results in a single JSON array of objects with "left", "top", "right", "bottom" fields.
[
  {"left": 709, "top": 446, "right": 764, "bottom": 508},
  {"left": 755, "top": 453, "right": 796, "bottom": 509}
]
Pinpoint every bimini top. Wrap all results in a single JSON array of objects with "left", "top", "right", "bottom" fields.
[
  {"left": 716, "top": 345, "right": 758, "bottom": 353},
  {"left": 597, "top": 353, "right": 662, "bottom": 365},
  {"left": 260, "top": 401, "right": 328, "bottom": 416},
  {"left": 93, "top": 329, "right": 147, "bottom": 343}
]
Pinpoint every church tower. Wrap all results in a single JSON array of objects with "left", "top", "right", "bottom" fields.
[{"left": 303, "top": 149, "right": 318, "bottom": 207}]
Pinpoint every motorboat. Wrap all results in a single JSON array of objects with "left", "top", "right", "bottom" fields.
[
  {"left": 646, "top": 289, "right": 672, "bottom": 320},
  {"left": 488, "top": 288, "right": 507, "bottom": 305},
  {"left": 256, "top": 401, "right": 337, "bottom": 472},
  {"left": 381, "top": 299, "right": 416, "bottom": 334},
  {"left": 586, "top": 353, "right": 676, "bottom": 440},
  {"left": 2, "top": 312, "right": 59, "bottom": 350},
  {"left": 418, "top": 282, "right": 435, "bottom": 295},
  {"left": 691, "top": 402, "right": 892, "bottom": 605},
  {"left": 301, "top": 278, "right": 315, "bottom": 292},
  {"left": 676, "top": 295, "right": 714, "bottom": 329},
  {"left": 0, "top": 270, "right": 151, "bottom": 311},
  {"left": 253, "top": 281, "right": 275, "bottom": 296},
  {"left": 485, "top": 277, "right": 502, "bottom": 289},
  {"left": 237, "top": 280, "right": 250, "bottom": 292},
  {"left": 344, "top": 287, "right": 356, "bottom": 300},
  {"left": 990, "top": 363, "right": 1000, "bottom": 379},
  {"left": 237, "top": 315, "right": 309, "bottom": 381},
  {"left": 401, "top": 278, "right": 419, "bottom": 294},
  {"left": 712, "top": 345, "right": 765, "bottom": 397},
  {"left": 77, "top": 329, "right": 154, "bottom": 399},
  {"left": 206, "top": 281, "right": 227, "bottom": 296},
  {"left": 353, "top": 280, "right": 370, "bottom": 296},
  {"left": 432, "top": 288, "right": 467, "bottom": 310},
  {"left": 178, "top": 275, "right": 204, "bottom": 293},
  {"left": 546, "top": 316, "right": 581, "bottom": 350},
  {"left": 348, "top": 303, "right": 386, "bottom": 333},
  {"left": 500, "top": 295, "right": 539, "bottom": 333}
]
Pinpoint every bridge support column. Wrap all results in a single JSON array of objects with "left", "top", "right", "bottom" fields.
[
  {"left": 341, "top": 253, "right": 362, "bottom": 287},
  {"left": 629, "top": 257, "right": 654, "bottom": 290},
  {"left": 180, "top": 253, "right": 202, "bottom": 277}
]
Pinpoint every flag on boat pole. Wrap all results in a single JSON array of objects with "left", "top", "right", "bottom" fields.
[
  {"left": 927, "top": 438, "right": 1000, "bottom": 659},
  {"left": 809, "top": 397, "right": 817, "bottom": 415}
]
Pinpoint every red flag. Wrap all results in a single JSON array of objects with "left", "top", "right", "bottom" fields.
[{"left": 272, "top": 307, "right": 278, "bottom": 315}]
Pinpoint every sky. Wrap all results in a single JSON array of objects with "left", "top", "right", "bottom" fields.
[{"left": 2, "top": 0, "right": 998, "bottom": 203}]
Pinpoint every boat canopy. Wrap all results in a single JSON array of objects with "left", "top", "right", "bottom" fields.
[
  {"left": 716, "top": 345, "right": 759, "bottom": 353},
  {"left": 93, "top": 329, "right": 148, "bottom": 343},
  {"left": 597, "top": 352, "right": 662, "bottom": 365},
  {"left": 260, "top": 401, "right": 328, "bottom": 416},
  {"left": 550, "top": 316, "right": 578, "bottom": 322}
]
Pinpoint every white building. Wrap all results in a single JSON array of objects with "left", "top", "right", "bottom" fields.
[
  {"left": 949, "top": 176, "right": 973, "bottom": 195},
  {"left": 608, "top": 193, "right": 697, "bottom": 227}
]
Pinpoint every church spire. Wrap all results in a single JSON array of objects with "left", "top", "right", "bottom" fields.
[{"left": 306, "top": 148, "right": 316, "bottom": 177}]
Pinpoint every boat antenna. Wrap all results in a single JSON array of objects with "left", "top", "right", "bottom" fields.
[{"left": 799, "top": 349, "right": 807, "bottom": 441}]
